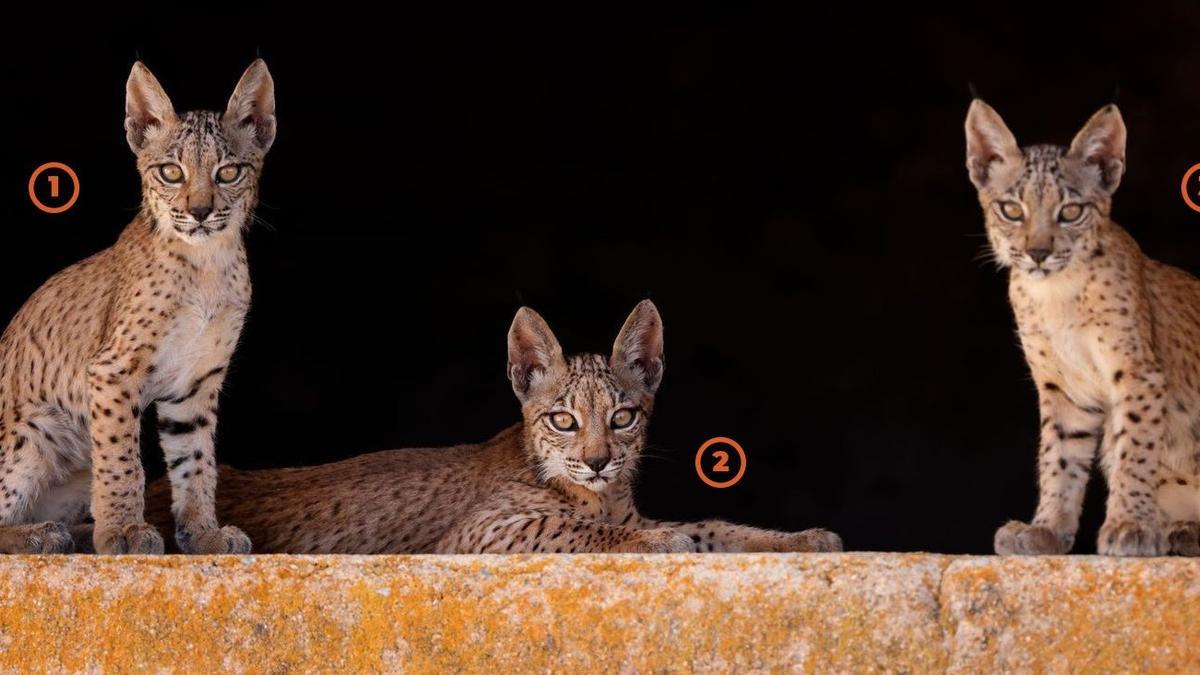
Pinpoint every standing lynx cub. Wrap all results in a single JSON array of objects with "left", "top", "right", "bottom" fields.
[
  {"left": 0, "top": 60, "right": 275, "bottom": 554},
  {"left": 966, "top": 99, "right": 1200, "bottom": 556},
  {"left": 139, "top": 301, "right": 842, "bottom": 554}
]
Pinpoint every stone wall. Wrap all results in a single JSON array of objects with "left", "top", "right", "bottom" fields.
[{"left": 0, "top": 554, "right": 1195, "bottom": 672}]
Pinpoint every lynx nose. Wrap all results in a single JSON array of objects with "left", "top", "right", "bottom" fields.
[
  {"left": 1027, "top": 248, "right": 1052, "bottom": 264},
  {"left": 189, "top": 206, "right": 213, "bottom": 222},
  {"left": 585, "top": 456, "right": 610, "bottom": 474}
]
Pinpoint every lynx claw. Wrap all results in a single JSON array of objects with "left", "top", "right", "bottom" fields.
[
  {"left": 1166, "top": 522, "right": 1199, "bottom": 557},
  {"left": 994, "top": 520, "right": 1068, "bottom": 555},
  {"left": 95, "top": 522, "right": 165, "bottom": 555},
  {"left": 177, "top": 525, "right": 252, "bottom": 555},
  {"left": 621, "top": 528, "right": 694, "bottom": 553},
  {"left": 5, "top": 522, "right": 75, "bottom": 554},
  {"left": 1098, "top": 519, "right": 1166, "bottom": 557},
  {"left": 790, "top": 528, "right": 843, "bottom": 552}
]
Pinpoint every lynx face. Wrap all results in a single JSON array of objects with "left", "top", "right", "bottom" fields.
[
  {"left": 965, "top": 100, "right": 1126, "bottom": 279},
  {"left": 125, "top": 61, "right": 276, "bottom": 245},
  {"left": 507, "top": 301, "right": 665, "bottom": 491}
]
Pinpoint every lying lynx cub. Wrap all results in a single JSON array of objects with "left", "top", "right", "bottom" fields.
[
  {"left": 966, "top": 99, "right": 1200, "bottom": 556},
  {"left": 137, "top": 301, "right": 842, "bottom": 554},
  {"left": 0, "top": 61, "right": 275, "bottom": 554}
]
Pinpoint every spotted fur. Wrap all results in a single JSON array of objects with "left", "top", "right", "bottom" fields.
[
  {"left": 137, "top": 301, "right": 842, "bottom": 554},
  {"left": 967, "top": 99, "right": 1200, "bottom": 556},
  {"left": 0, "top": 60, "right": 275, "bottom": 554}
]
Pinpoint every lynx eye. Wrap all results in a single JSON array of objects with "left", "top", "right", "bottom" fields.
[
  {"left": 998, "top": 201, "right": 1025, "bottom": 221},
  {"left": 158, "top": 164, "right": 184, "bottom": 184},
  {"left": 1058, "top": 203, "right": 1085, "bottom": 224},
  {"left": 610, "top": 408, "right": 637, "bottom": 430},
  {"left": 216, "top": 165, "right": 243, "bottom": 184},
  {"left": 548, "top": 411, "right": 579, "bottom": 432}
]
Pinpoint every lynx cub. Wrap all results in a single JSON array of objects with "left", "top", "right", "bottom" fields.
[
  {"left": 966, "top": 99, "right": 1200, "bottom": 556},
  {"left": 139, "top": 301, "right": 843, "bottom": 554},
  {"left": 0, "top": 60, "right": 276, "bottom": 554}
]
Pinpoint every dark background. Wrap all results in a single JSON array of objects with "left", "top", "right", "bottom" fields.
[{"left": 3, "top": 3, "right": 1199, "bottom": 553}]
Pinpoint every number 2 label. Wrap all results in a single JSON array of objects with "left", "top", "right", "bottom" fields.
[
  {"left": 695, "top": 437, "right": 746, "bottom": 488},
  {"left": 711, "top": 450, "right": 731, "bottom": 473}
]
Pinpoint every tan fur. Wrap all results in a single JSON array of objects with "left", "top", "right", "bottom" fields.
[
  {"left": 138, "top": 302, "right": 842, "bottom": 554},
  {"left": 967, "top": 99, "right": 1200, "bottom": 556},
  {"left": 0, "top": 60, "right": 276, "bottom": 554}
]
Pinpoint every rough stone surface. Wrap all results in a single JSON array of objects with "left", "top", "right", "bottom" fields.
[
  {"left": 941, "top": 556, "right": 1200, "bottom": 673},
  {"left": 0, "top": 553, "right": 1194, "bottom": 672}
]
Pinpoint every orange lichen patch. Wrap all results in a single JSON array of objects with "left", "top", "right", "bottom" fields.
[
  {"left": 0, "top": 553, "right": 946, "bottom": 673},
  {"left": 0, "top": 554, "right": 1195, "bottom": 672},
  {"left": 941, "top": 556, "right": 1200, "bottom": 673}
]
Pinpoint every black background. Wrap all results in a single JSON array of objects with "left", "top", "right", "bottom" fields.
[{"left": 3, "top": 3, "right": 1199, "bottom": 553}]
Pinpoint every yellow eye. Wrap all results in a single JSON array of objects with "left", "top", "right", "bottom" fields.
[
  {"left": 999, "top": 201, "right": 1024, "bottom": 221},
  {"left": 158, "top": 164, "right": 184, "bottom": 183},
  {"left": 216, "top": 165, "right": 242, "bottom": 184},
  {"left": 611, "top": 409, "right": 636, "bottom": 429},
  {"left": 1058, "top": 203, "right": 1085, "bottom": 224},
  {"left": 549, "top": 412, "right": 578, "bottom": 432}
]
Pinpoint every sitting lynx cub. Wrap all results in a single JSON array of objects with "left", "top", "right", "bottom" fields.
[
  {"left": 966, "top": 99, "right": 1200, "bottom": 556},
  {"left": 139, "top": 301, "right": 842, "bottom": 554},
  {"left": 0, "top": 61, "right": 275, "bottom": 554}
]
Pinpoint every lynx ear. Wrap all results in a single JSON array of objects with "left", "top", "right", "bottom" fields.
[
  {"left": 224, "top": 59, "right": 276, "bottom": 152},
  {"left": 1067, "top": 104, "right": 1126, "bottom": 193},
  {"left": 965, "top": 99, "right": 1021, "bottom": 189},
  {"left": 507, "top": 307, "right": 567, "bottom": 400},
  {"left": 611, "top": 300, "right": 665, "bottom": 396},
  {"left": 125, "top": 62, "right": 177, "bottom": 153}
]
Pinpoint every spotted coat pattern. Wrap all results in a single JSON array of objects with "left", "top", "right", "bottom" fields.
[
  {"left": 967, "top": 99, "right": 1200, "bottom": 556},
  {"left": 139, "top": 302, "right": 843, "bottom": 554},
  {"left": 0, "top": 60, "right": 275, "bottom": 554}
]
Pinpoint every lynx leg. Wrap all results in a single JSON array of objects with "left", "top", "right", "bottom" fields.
[
  {"left": 996, "top": 384, "right": 1103, "bottom": 555},
  {"left": 437, "top": 510, "right": 692, "bottom": 554},
  {"left": 638, "top": 515, "right": 842, "bottom": 552},
  {"left": 86, "top": 353, "right": 163, "bottom": 555},
  {"left": 1096, "top": 370, "right": 1169, "bottom": 556},
  {"left": 157, "top": 369, "right": 249, "bottom": 554}
]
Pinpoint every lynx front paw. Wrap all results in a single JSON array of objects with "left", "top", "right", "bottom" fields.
[
  {"left": 1098, "top": 519, "right": 1166, "bottom": 557},
  {"left": 95, "top": 522, "right": 165, "bottom": 555},
  {"left": 785, "top": 528, "right": 843, "bottom": 552},
  {"left": 619, "top": 528, "right": 694, "bottom": 553},
  {"left": 2, "top": 522, "right": 74, "bottom": 554},
  {"left": 176, "top": 525, "right": 252, "bottom": 554},
  {"left": 994, "top": 520, "right": 1068, "bottom": 555}
]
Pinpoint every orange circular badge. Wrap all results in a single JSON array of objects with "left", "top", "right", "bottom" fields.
[
  {"left": 28, "top": 162, "right": 80, "bottom": 214},
  {"left": 1181, "top": 163, "right": 1200, "bottom": 214},
  {"left": 695, "top": 436, "right": 747, "bottom": 488}
]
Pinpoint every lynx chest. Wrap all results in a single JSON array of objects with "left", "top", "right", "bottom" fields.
[
  {"left": 1011, "top": 275, "right": 1108, "bottom": 410},
  {"left": 147, "top": 251, "right": 251, "bottom": 404}
]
